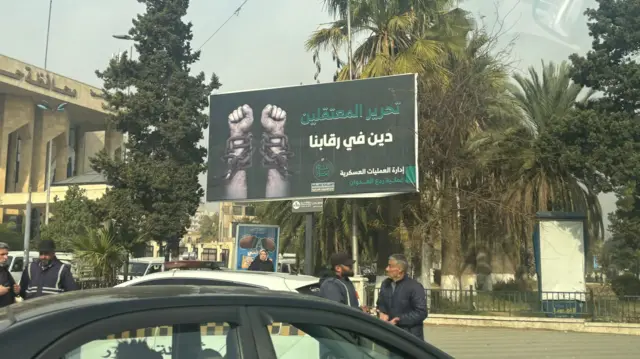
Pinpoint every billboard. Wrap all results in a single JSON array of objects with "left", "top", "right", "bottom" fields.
[
  {"left": 533, "top": 212, "right": 587, "bottom": 302},
  {"left": 234, "top": 224, "right": 280, "bottom": 271},
  {"left": 207, "top": 74, "right": 419, "bottom": 201}
]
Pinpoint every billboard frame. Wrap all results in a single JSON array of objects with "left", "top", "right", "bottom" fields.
[
  {"left": 206, "top": 73, "right": 420, "bottom": 203},
  {"left": 233, "top": 223, "right": 280, "bottom": 272}
]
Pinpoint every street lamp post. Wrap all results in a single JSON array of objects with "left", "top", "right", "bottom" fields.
[
  {"left": 44, "top": 0, "right": 53, "bottom": 70},
  {"left": 41, "top": 102, "right": 67, "bottom": 225},
  {"left": 112, "top": 34, "right": 134, "bottom": 60},
  {"left": 25, "top": 0, "right": 55, "bottom": 266}
]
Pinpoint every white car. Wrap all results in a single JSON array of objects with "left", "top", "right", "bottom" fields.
[{"left": 115, "top": 269, "right": 321, "bottom": 295}]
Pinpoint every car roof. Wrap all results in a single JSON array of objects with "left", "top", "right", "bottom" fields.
[
  {"left": 0, "top": 286, "right": 308, "bottom": 324},
  {"left": 0, "top": 285, "right": 438, "bottom": 351},
  {"left": 129, "top": 257, "right": 163, "bottom": 263},
  {"left": 118, "top": 269, "right": 319, "bottom": 290}
]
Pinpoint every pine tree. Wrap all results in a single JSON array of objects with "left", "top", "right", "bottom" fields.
[{"left": 93, "top": 0, "right": 220, "bottom": 246}]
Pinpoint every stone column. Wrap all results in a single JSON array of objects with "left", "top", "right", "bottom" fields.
[
  {"left": 36, "top": 110, "right": 69, "bottom": 190},
  {"left": 0, "top": 95, "right": 34, "bottom": 194},
  {"left": 104, "top": 125, "right": 123, "bottom": 159},
  {"left": 75, "top": 127, "right": 87, "bottom": 175}
]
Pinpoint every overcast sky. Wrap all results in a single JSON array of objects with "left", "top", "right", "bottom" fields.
[{"left": 0, "top": 0, "right": 615, "bottom": 232}]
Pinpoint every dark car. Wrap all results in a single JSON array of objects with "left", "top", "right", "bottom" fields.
[{"left": 0, "top": 286, "right": 452, "bottom": 359}]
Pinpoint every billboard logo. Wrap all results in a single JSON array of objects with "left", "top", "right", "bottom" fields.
[
  {"left": 313, "top": 158, "right": 334, "bottom": 181},
  {"left": 292, "top": 201, "right": 301, "bottom": 210},
  {"left": 311, "top": 182, "right": 335, "bottom": 192}
]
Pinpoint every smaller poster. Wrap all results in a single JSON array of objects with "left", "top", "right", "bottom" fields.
[{"left": 234, "top": 224, "right": 280, "bottom": 272}]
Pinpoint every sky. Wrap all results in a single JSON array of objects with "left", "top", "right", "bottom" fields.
[{"left": 0, "top": 0, "right": 615, "bottom": 233}]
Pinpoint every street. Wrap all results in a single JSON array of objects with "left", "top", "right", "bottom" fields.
[{"left": 425, "top": 325, "right": 640, "bottom": 358}]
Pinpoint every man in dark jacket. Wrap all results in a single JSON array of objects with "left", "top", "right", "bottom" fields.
[
  {"left": 319, "top": 252, "right": 361, "bottom": 310},
  {"left": 19, "top": 240, "right": 78, "bottom": 299},
  {"left": 0, "top": 242, "right": 20, "bottom": 307},
  {"left": 376, "top": 253, "right": 428, "bottom": 340},
  {"left": 248, "top": 249, "right": 274, "bottom": 272}
]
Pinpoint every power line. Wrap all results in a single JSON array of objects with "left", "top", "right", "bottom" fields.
[{"left": 197, "top": 0, "right": 249, "bottom": 51}]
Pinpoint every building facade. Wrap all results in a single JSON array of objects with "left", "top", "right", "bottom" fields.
[{"left": 0, "top": 54, "right": 123, "bottom": 231}]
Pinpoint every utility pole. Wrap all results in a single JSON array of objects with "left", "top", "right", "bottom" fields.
[
  {"left": 44, "top": 0, "right": 53, "bottom": 69},
  {"left": 347, "top": 0, "right": 353, "bottom": 80},
  {"left": 23, "top": 187, "right": 32, "bottom": 266},
  {"left": 346, "top": 0, "right": 359, "bottom": 275}
]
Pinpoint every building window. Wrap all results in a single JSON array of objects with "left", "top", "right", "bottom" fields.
[
  {"left": 144, "top": 245, "right": 154, "bottom": 257},
  {"left": 178, "top": 246, "right": 188, "bottom": 256},
  {"left": 244, "top": 206, "right": 256, "bottom": 216},
  {"left": 158, "top": 245, "right": 165, "bottom": 258},
  {"left": 202, "top": 249, "right": 217, "bottom": 261},
  {"left": 221, "top": 249, "right": 230, "bottom": 267},
  {"left": 14, "top": 135, "right": 21, "bottom": 186},
  {"left": 68, "top": 126, "right": 77, "bottom": 177},
  {"left": 232, "top": 206, "right": 243, "bottom": 216}
]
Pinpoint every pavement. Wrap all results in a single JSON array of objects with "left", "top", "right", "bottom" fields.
[{"left": 425, "top": 325, "right": 640, "bottom": 358}]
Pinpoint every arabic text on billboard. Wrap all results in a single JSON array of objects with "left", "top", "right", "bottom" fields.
[{"left": 207, "top": 74, "right": 418, "bottom": 201}]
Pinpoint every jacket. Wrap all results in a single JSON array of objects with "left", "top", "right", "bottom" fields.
[
  {"left": 248, "top": 258, "right": 274, "bottom": 272},
  {"left": 0, "top": 266, "right": 16, "bottom": 307},
  {"left": 319, "top": 273, "right": 360, "bottom": 310},
  {"left": 19, "top": 258, "right": 78, "bottom": 300},
  {"left": 376, "top": 276, "right": 428, "bottom": 339}
]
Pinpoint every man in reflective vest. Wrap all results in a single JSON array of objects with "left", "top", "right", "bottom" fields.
[{"left": 19, "top": 240, "right": 78, "bottom": 299}]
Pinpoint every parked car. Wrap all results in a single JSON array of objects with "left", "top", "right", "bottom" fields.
[
  {"left": 0, "top": 286, "right": 452, "bottom": 359},
  {"left": 115, "top": 269, "right": 321, "bottom": 295},
  {"left": 117, "top": 257, "right": 165, "bottom": 280}
]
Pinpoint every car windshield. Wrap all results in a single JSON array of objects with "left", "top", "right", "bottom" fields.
[{"left": 121, "top": 262, "right": 149, "bottom": 276}]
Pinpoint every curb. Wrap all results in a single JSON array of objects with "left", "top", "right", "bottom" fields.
[{"left": 423, "top": 314, "right": 640, "bottom": 336}]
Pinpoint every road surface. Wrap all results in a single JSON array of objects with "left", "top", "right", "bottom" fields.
[{"left": 425, "top": 325, "right": 640, "bottom": 358}]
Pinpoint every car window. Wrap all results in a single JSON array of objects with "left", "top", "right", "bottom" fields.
[
  {"left": 132, "top": 278, "right": 261, "bottom": 288},
  {"left": 61, "top": 319, "right": 239, "bottom": 359},
  {"left": 10, "top": 257, "right": 23, "bottom": 272},
  {"left": 266, "top": 321, "right": 418, "bottom": 359},
  {"left": 295, "top": 283, "right": 321, "bottom": 296},
  {"left": 146, "top": 264, "right": 163, "bottom": 275},
  {"left": 123, "top": 263, "right": 149, "bottom": 277}
]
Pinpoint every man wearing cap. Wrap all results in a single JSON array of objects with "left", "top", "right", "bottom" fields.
[
  {"left": 319, "top": 252, "right": 360, "bottom": 310},
  {"left": 19, "top": 239, "right": 78, "bottom": 300}
]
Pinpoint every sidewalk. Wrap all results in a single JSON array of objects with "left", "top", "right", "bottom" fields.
[{"left": 426, "top": 325, "right": 640, "bottom": 358}]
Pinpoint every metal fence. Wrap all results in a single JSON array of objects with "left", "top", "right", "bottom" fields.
[
  {"left": 79, "top": 279, "right": 640, "bottom": 324},
  {"left": 364, "top": 284, "right": 640, "bottom": 323},
  {"left": 427, "top": 288, "right": 640, "bottom": 323},
  {"left": 77, "top": 280, "right": 124, "bottom": 290}
]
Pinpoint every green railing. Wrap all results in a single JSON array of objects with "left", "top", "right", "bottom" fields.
[{"left": 426, "top": 288, "right": 640, "bottom": 323}]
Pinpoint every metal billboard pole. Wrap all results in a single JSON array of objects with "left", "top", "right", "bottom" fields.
[{"left": 346, "top": 0, "right": 359, "bottom": 275}]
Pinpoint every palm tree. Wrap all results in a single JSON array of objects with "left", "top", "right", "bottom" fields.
[
  {"left": 307, "top": 0, "right": 470, "bottom": 81},
  {"left": 405, "top": 32, "right": 521, "bottom": 290},
  {"left": 469, "top": 61, "right": 603, "bottom": 280},
  {"left": 68, "top": 222, "right": 129, "bottom": 285}
]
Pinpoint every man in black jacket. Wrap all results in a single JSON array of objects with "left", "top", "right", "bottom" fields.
[
  {"left": 0, "top": 242, "right": 20, "bottom": 308},
  {"left": 319, "top": 252, "right": 361, "bottom": 310},
  {"left": 376, "top": 254, "right": 428, "bottom": 340},
  {"left": 248, "top": 249, "right": 274, "bottom": 272},
  {"left": 19, "top": 240, "right": 78, "bottom": 299}
]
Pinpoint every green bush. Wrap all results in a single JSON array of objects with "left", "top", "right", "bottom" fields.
[
  {"left": 493, "top": 278, "right": 533, "bottom": 292},
  {"left": 610, "top": 273, "right": 640, "bottom": 297}
]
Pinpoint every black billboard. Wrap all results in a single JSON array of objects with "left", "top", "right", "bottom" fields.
[{"left": 207, "top": 74, "right": 418, "bottom": 201}]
